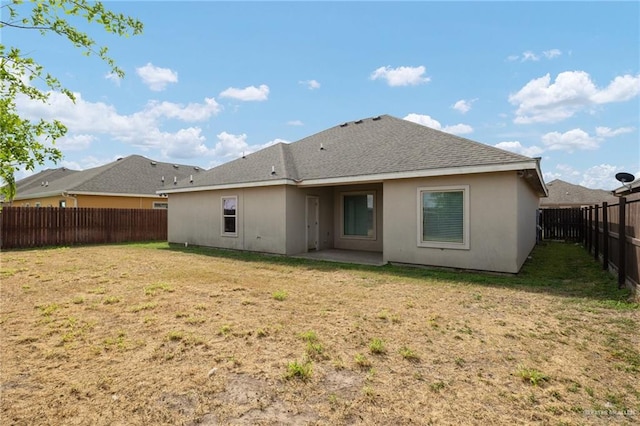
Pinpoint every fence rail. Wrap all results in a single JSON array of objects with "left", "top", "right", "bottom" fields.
[{"left": 1, "top": 207, "right": 167, "bottom": 249}]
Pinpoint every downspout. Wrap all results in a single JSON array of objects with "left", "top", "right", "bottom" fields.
[{"left": 62, "top": 192, "right": 78, "bottom": 208}]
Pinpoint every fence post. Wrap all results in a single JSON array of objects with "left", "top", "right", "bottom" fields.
[
  {"left": 593, "top": 204, "right": 599, "bottom": 261},
  {"left": 587, "top": 206, "right": 593, "bottom": 254},
  {"left": 602, "top": 202, "right": 608, "bottom": 271},
  {"left": 618, "top": 197, "right": 627, "bottom": 289}
]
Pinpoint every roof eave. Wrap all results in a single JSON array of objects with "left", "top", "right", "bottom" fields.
[
  {"left": 158, "top": 178, "right": 297, "bottom": 194},
  {"left": 160, "top": 161, "right": 547, "bottom": 195}
]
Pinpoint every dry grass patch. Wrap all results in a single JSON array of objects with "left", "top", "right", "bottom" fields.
[{"left": 1, "top": 242, "right": 638, "bottom": 425}]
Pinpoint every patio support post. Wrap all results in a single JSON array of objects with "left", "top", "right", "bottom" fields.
[{"left": 587, "top": 206, "right": 593, "bottom": 254}]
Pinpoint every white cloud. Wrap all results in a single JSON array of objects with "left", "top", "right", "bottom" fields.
[
  {"left": 543, "top": 49, "right": 562, "bottom": 59},
  {"left": 541, "top": 125, "right": 634, "bottom": 153},
  {"left": 443, "top": 123, "right": 473, "bottom": 135},
  {"left": 580, "top": 164, "right": 625, "bottom": 189},
  {"left": 135, "top": 63, "right": 178, "bottom": 91},
  {"left": 595, "top": 126, "right": 634, "bottom": 138},
  {"left": 494, "top": 141, "right": 544, "bottom": 157},
  {"left": 404, "top": 113, "right": 441, "bottom": 128},
  {"left": 287, "top": 120, "right": 304, "bottom": 126},
  {"left": 219, "top": 84, "right": 270, "bottom": 101},
  {"left": 56, "top": 134, "right": 95, "bottom": 151},
  {"left": 143, "top": 98, "right": 221, "bottom": 122},
  {"left": 542, "top": 129, "right": 599, "bottom": 152},
  {"left": 105, "top": 72, "right": 121, "bottom": 87},
  {"left": 212, "top": 132, "right": 249, "bottom": 159},
  {"left": 509, "top": 71, "right": 640, "bottom": 123},
  {"left": 403, "top": 114, "right": 473, "bottom": 135},
  {"left": 16, "top": 90, "right": 221, "bottom": 159},
  {"left": 548, "top": 163, "right": 635, "bottom": 190},
  {"left": 521, "top": 51, "right": 540, "bottom": 62},
  {"left": 370, "top": 65, "right": 430, "bottom": 87},
  {"left": 507, "top": 49, "right": 562, "bottom": 62},
  {"left": 299, "top": 79, "right": 320, "bottom": 90},
  {"left": 452, "top": 99, "right": 477, "bottom": 114},
  {"left": 591, "top": 74, "right": 640, "bottom": 104}
]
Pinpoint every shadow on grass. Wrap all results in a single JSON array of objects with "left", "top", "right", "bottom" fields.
[{"left": 161, "top": 241, "right": 637, "bottom": 307}]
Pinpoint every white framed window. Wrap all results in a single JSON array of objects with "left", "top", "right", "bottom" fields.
[
  {"left": 153, "top": 202, "right": 168, "bottom": 209},
  {"left": 417, "top": 185, "right": 469, "bottom": 250},
  {"left": 341, "top": 191, "right": 376, "bottom": 239},
  {"left": 221, "top": 196, "right": 238, "bottom": 237}
]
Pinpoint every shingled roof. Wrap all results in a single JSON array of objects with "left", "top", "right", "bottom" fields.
[
  {"left": 14, "top": 155, "right": 204, "bottom": 200},
  {"left": 165, "top": 115, "right": 546, "bottom": 196},
  {"left": 540, "top": 179, "right": 617, "bottom": 207}
]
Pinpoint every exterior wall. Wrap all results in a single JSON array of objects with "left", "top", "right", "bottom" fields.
[
  {"left": 284, "top": 186, "right": 334, "bottom": 255},
  {"left": 168, "top": 186, "right": 287, "bottom": 254},
  {"left": 516, "top": 176, "right": 541, "bottom": 268},
  {"left": 333, "top": 183, "right": 383, "bottom": 252},
  {"left": 14, "top": 194, "right": 167, "bottom": 209},
  {"left": 383, "top": 172, "right": 530, "bottom": 273}
]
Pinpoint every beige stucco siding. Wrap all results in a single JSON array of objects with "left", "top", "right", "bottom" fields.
[
  {"left": 516, "top": 175, "right": 540, "bottom": 268},
  {"left": 383, "top": 172, "right": 530, "bottom": 273},
  {"left": 168, "top": 186, "right": 287, "bottom": 253},
  {"left": 332, "top": 184, "right": 383, "bottom": 252}
]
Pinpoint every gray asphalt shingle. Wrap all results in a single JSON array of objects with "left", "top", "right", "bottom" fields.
[{"left": 178, "top": 114, "right": 535, "bottom": 189}]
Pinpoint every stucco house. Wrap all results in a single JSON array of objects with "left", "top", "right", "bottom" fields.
[
  {"left": 9, "top": 155, "right": 203, "bottom": 209},
  {"left": 163, "top": 115, "right": 547, "bottom": 273}
]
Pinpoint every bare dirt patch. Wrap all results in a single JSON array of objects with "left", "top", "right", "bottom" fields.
[{"left": 1, "top": 243, "right": 638, "bottom": 425}]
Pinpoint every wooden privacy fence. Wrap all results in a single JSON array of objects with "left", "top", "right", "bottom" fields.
[
  {"left": 539, "top": 208, "right": 583, "bottom": 241},
  {"left": 0, "top": 207, "right": 167, "bottom": 249},
  {"left": 583, "top": 198, "right": 639, "bottom": 289},
  {"left": 540, "top": 199, "right": 639, "bottom": 291}
]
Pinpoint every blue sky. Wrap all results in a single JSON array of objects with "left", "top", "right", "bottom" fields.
[{"left": 8, "top": 0, "right": 640, "bottom": 189}]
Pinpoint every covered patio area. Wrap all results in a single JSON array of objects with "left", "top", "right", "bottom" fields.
[{"left": 293, "top": 249, "right": 385, "bottom": 266}]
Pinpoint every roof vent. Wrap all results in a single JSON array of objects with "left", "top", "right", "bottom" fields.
[
  {"left": 242, "top": 152, "right": 246, "bottom": 159},
  {"left": 190, "top": 175, "right": 193, "bottom": 183},
  {"left": 320, "top": 143, "right": 325, "bottom": 151},
  {"left": 117, "top": 157, "right": 123, "bottom": 161},
  {"left": 355, "top": 119, "right": 363, "bottom": 124},
  {"left": 194, "top": 166, "right": 199, "bottom": 171},
  {"left": 271, "top": 165, "right": 276, "bottom": 175},
  {"left": 372, "top": 116, "right": 382, "bottom": 121},
  {"left": 340, "top": 122, "right": 348, "bottom": 127},
  {"left": 174, "top": 176, "right": 177, "bottom": 185},
  {"left": 150, "top": 161, "right": 157, "bottom": 166},
  {"left": 173, "top": 164, "right": 179, "bottom": 169},
  {"left": 161, "top": 176, "right": 165, "bottom": 184}
]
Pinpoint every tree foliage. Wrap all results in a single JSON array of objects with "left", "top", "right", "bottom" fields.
[{"left": 0, "top": 0, "right": 143, "bottom": 201}]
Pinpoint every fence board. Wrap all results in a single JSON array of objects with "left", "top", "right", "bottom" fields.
[{"left": 0, "top": 207, "right": 167, "bottom": 249}]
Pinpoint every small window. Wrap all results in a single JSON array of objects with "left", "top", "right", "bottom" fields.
[
  {"left": 59, "top": 200, "right": 66, "bottom": 208},
  {"left": 341, "top": 192, "right": 375, "bottom": 239},
  {"left": 418, "top": 186, "right": 469, "bottom": 249},
  {"left": 222, "top": 196, "right": 238, "bottom": 236},
  {"left": 153, "top": 202, "right": 168, "bottom": 209},
  {"left": 35, "top": 202, "right": 41, "bottom": 208}
]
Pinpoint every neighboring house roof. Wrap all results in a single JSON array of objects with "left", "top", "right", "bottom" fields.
[
  {"left": 163, "top": 115, "right": 547, "bottom": 196},
  {"left": 13, "top": 155, "right": 204, "bottom": 200},
  {"left": 613, "top": 178, "right": 640, "bottom": 197},
  {"left": 540, "top": 179, "right": 616, "bottom": 207},
  {"left": 1, "top": 167, "right": 80, "bottom": 202}
]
